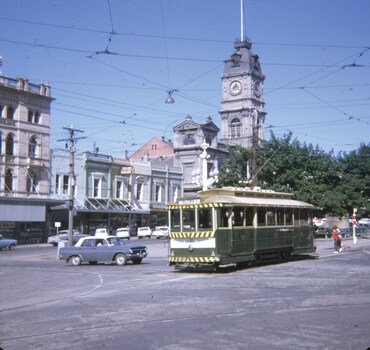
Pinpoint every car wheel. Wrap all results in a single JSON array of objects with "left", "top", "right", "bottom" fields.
[
  {"left": 70, "top": 256, "right": 82, "bottom": 266},
  {"left": 8, "top": 244, "right": 16, "bottom": 250},
  {"left": 132, "top": 258, "right": 142, "bottom": 264},
  {"left": 115, "top": 253, "right": 127, "bottom": 266}
]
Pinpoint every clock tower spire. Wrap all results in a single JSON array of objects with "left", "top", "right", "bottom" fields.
[{"left": 220, "top": 0, "right": 266, "bottom": 149}]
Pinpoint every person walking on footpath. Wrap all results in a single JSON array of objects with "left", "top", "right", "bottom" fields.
[{"left": 332, "top": 225, "right": 342, "bottom": 253}]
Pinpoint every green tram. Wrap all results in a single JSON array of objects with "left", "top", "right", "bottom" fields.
[{"left": 167, "top": 187, "right": 316, "bottom": 269}]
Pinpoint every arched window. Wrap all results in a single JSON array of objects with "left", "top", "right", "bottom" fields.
[
  {"left": 5, "top": 169, "right": 13, "bottom": 192},
  {"left": 6, "top": 106, "right": 14, "bottom": 119},
  {"left": 230, "top": 118, "right": 241, "bottom": 138},
  {"left": 171, "top": 184, "right": 180, "bottom": 202},
  {"left": 29, "top": 136, "right": 38, "bottom": 158},
  {"left": 135, "top": 177, "right": 145, "bottom": 201},
  {"left": 27, "top": 171, "right": 38, "bottom": 193},
  {"left": 183, "top": 136, "right": 195, "bottom": 145},
  {"left": 5, "top": 134, "right": 14, "bottom": 155}
]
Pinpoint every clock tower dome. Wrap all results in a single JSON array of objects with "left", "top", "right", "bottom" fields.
[{"left": 220, "top": 39, "right": 266, "bottom": 148}]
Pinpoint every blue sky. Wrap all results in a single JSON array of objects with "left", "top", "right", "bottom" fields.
[{"left": 1, "top": 0, "right": 369, "bottom": 157}]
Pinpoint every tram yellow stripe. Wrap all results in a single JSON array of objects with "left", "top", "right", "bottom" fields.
[
  {"left": 169, "top": 256, "right": 221, "bottom": 263},
  {"left": 169, "top": 231, "right": 215, "bottom": 238},
  {"left": 166, "top": 203, "right": 224, "bottom": 209}
]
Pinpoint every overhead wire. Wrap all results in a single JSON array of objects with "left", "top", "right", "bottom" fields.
[
  {"left": 2, "top": 10, "right": 368, "bottom": 154},
  {"left": 0, "top": 16, "right": 368, "bottom": 50}
]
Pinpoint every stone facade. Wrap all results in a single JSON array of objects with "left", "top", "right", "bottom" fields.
[
  {"left": 50, "top": 150, "right": 182, "bottom": 234},
  {"left": 0, "top": 75, "right": 61, "bottom": 242},
  {"left": 220, "top": 40, "right": 266, "bottom": 148}
]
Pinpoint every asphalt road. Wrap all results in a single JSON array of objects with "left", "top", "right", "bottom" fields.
[{"left": 1, "top": 237, "right": 370, "bottom": 350}]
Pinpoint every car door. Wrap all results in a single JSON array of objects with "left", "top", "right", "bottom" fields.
[
  {"left": 78, "top": 238, "right": 99, "bottom": 261},
  {"left": 95, "top": 239, "right": 111, "bottom": 261}
]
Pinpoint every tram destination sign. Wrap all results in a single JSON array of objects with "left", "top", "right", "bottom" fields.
[{"left": 178, "top": 199, "right": 201, "bottom": 205}]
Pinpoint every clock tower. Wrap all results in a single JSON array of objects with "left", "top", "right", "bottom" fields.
[{"left": 220, "top": 39, "right": 266, "bottom": 148}]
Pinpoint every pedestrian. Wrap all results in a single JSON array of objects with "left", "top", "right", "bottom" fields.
[{"left": 332, "top": 225, "right": 342, "bottom": 253}]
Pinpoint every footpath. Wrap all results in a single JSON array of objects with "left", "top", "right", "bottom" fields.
[{"left": 314, "top": 236, "right": 370, "bottom": 258}]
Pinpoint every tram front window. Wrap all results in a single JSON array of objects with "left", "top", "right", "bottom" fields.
[
  {"left": 199, "top": 209, "right": 212, "bottom": 230},
  {"left": 170, "top": 209, "right": 180, "bottom": 231},
  {"left": 183, "top": 209, "right": 195, "bottom": 231}
]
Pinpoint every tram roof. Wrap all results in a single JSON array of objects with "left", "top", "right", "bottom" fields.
[
  {"left": 202, "top": 194, "right": 315, "bottom": 209},
  {"left": 169, "top": 187, "right": 315, "bottom": 209}
]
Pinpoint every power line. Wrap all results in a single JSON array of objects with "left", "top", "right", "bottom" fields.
[{"left": 0, "top": 16, "right": 368, "bottom": 50}]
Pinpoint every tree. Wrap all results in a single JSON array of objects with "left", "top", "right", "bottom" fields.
[
  {"left": 338, "top": 143, "right": 370, "bottom": 216},
  {"left": 217, "top": 132, "right": 369, "bottom": 216},
  {"left": 217, "top": 146, "right": 252, "bottom": 187}
]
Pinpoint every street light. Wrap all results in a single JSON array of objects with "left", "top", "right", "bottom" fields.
[{"left": 165, "top": 89, "right": 176, "bottom": 104}]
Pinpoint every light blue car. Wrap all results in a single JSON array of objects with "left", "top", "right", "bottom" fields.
[{"left": 0, "top": 234, "right": 18, "bottom": 250}]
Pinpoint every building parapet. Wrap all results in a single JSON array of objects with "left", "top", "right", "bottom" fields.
[
  {"left": 0, "top": 192, "right": 52, "bottom": 200},
  {"left": 0, "top": 75, "right": 51, "bottom": 97}
]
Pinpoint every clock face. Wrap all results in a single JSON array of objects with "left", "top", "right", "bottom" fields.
[{"left": 229, "top": 80, "right": 242, "bottom": 96}]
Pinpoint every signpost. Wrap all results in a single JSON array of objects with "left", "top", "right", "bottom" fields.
[{"left": 353, "top": 208, "right": 357, "bottom": 245}]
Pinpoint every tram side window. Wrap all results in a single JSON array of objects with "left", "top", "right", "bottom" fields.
[
  {"left": 170, "top": 209, "right": 180, "bottom": 231},
  {"left": 245, "top": 208, "right": 254, "bottom": 226},
  {"left": 233, "top": 207, "right": 244, "bottom": 226},
  {"left": 218, "top": 208, "right": 229, "bottom": 228},
  {"left": 199, "top": 209, "right": 212, "bottom": 230},
  {"left": 277, "top": 208, "right": 284, "bottom": 225},
  {"left": 300, "top": 209, "right": 309, "bottom": 226},
  {"left": 183, "top": 209, "right": 195, "bottom": 231},
  {"left": 257, "top": 208, "right": 266, "bottom": 226},
  {"left": 267, "top": 208, "right": 276, "bottom": 226},
  {"left": 286, "top": 208, "right": 293, "bottom": 225},
  {"left": 294, "top": 209, "right": 300, "bottom": 226}
]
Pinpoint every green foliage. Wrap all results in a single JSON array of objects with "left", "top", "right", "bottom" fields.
[
  {"left": 218, "top": 132, "right": 370, "bottom": 216},
  {"left": 218, "top": 146, "right": 252, "bottom": 186}
]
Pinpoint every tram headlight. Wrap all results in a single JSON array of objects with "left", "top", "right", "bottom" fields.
[{"left": 188, "top": 245, "right": 194, "bottom": 252}]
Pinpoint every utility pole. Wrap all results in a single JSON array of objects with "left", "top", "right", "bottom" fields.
[
  {"left": 250, "top": 109, "right": 259, "bottom": 188},
  {"left": 58, "top": 126, "right": 86, "bottom": 247}
]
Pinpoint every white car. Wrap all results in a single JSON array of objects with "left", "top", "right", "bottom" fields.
[
  {"left": 358, "top": 218, "right": 370, "bottom": 226},
  {"left": 116, "top": 227, "right": 130, "bottom": 240},
  {"left": 313, "top": 218, "right": 326, "bottom": 227},
  {"left": 137, "top": 227, "right": 152, "bottom": 239},
  {"left": 95, "top": 228, "right": 110, "bottom": 238},
  {"left": 152, "top": 226, "right": 169, "bottom": 239},
  {"left": 47, "top": 230, "right": 89, "bottom": 246}
]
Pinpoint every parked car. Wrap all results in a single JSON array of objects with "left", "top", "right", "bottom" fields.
[
  {"left": 358, "top": 218, "right": 370, "bottom": 226},
  {"left": 58, "top": 236, "right": 148, "bottom": 266},
  {"left": 94, "top": 228, "right": 110, "bottom": 238},
  {"left": 47, "top": 230, "right": 90, "bottom": 246},
  {"left": 313, "top": 217, "right": 326, "bottom": 228},
  {"left": 137, "top": 227, "right": 152, "bottom": 239},
  {"left": 116, "top": 227, "right": 130, "bottom": 240},
  {"left": 0, "top": 235, "right": 17, "bottom": 250},
  {"left": 152, "top": 226, "right": 169, "bottom": 239}
]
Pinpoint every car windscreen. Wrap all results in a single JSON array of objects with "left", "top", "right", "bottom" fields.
[{"left": 107, "top": 237, "right": 125, "bottom": 245}]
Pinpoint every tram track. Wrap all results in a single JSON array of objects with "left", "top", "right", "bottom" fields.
[{"left": 2, "top": 293, "right": 370, "bottom": 346}]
